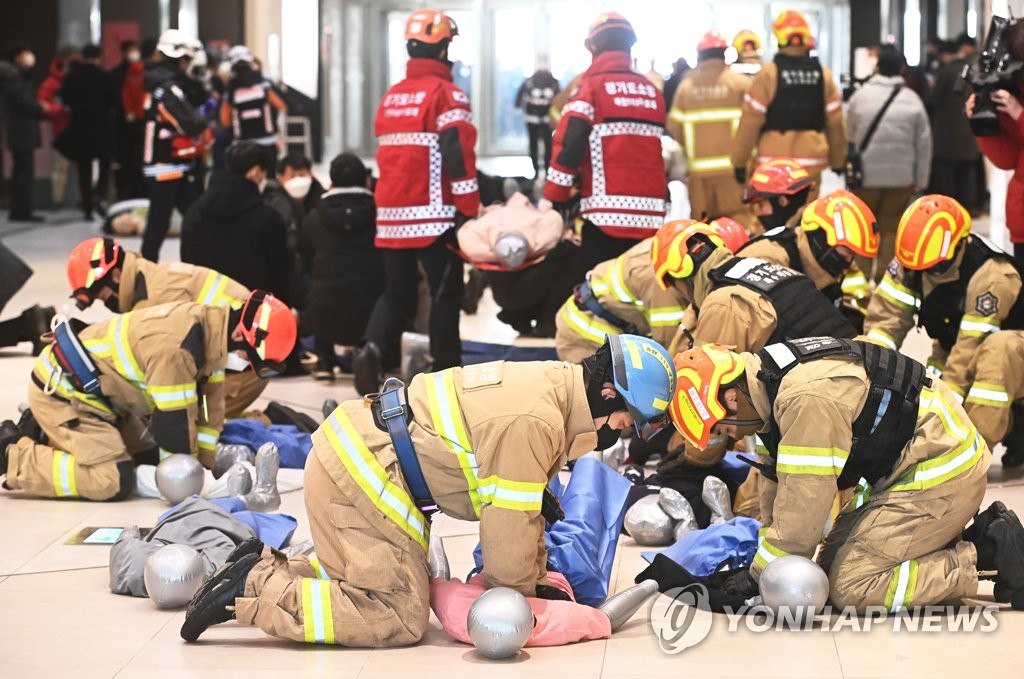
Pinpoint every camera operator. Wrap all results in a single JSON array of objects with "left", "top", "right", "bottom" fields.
[{"left": 967, "top": 89, "right": 1024, "bottom": 263}]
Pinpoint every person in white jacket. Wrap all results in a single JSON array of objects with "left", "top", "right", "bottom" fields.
[{"left": 847, "top": 45, "right": 932, "bottom": 282}]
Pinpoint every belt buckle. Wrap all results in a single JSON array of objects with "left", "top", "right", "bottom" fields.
[{"left": 381, "top": 403, "right": 405, "bottom": 421}]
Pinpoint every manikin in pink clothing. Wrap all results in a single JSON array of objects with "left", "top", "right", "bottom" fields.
[
  {"left": 426, "top": 533, "right": 657, "bottom": 647},
  {"left": 431, "top": 571, "right": 612, "bottom": 646}
]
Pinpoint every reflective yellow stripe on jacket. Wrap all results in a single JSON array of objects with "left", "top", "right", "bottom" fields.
[
  {"left": 309, "top": 557, "right": 330, "bottom": 580},
  {"left": 674, "top": 107, "right": 741, "bottom": 174},
  {"left": 197, "top": 426, "right": 219, "bottom": 453},
  {"left": 33, "top": 349, "right": 115, "bottom": 415},
  {"left": 965, "top": 381, "right": 1011, "bottom": 408},
  {"left": 776, "top": 445, "right": 849, "bottom": 477},
  {"left": 559, "top": 297, "right": 621, "bottom": 346},
  {"left": 425, "top": 370, "right": 483, "bottom": 518},
  {"left": 478, "top": 476, "right": 546, "bottom": 512},
  {"left": 959, "top": 314, "right": 1001, "bottom": 338},
  {"left": 322, "top": 408, "right": 428, "bottom": 550},
  {"left": 301, "top": 578, "right": 336, "bottom": 644},
  {"left": 886, "top": 386, "right": 984, "bottom": 492},
  {"left": 150, "top": 384, "right": 198, "bottom": 411},
  {"left": 865, "top": 328, "right": 898, "bottom": 350},
  {"left": 753, "top": 532, "right": 789, "bottom": 570},
  {"left": 196, "top": 271, "right": 244, "bottom": 309},
  {"left": 876, "top": 275, "right": 920, "bottom": 310}
]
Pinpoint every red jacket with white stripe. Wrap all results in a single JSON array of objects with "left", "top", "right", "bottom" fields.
[
  {"left": 374, "top": 58, "right": 481, "bottom": 249},
  {"left": 542, "top": 51, "right": 667, "bottom": 240}
]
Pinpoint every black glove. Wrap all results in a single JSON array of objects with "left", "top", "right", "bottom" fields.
[
  {"left": 719, "top": 569, "right": 759, "bottom": 597},
  {"left": 535, "top": 584, "right": 572, "bottom": 601},
  {"left": 635, "top": 554, "right": 751, "bottom": 613},
  {"left": 733, "top": 167, "right": 747, "bottom": 185}
]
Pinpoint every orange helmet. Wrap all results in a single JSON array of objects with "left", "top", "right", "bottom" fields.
[
  {"left": 698, "top": 31, "right": 728, "bottom": 53},
  {"left": 584, "top": 12, "right": 637, "bottom": 53},
  {"left": 405, "top": 9, "right": 459, "bottom": 45},
  {"left": 773, "top": 10, "right": 814, "bottom": 48},
  {"left": 800, "top": 190, "right": 879, "bottom": 258},
  {"left": 895, "top": 195, "right": 972, "bottom": 271},
  {"left": 742, "top": 159, "right": 812, "bottom": 204},
  {"left": 235, "top": 290, "right": 298, "bottom": 377},
  {"left": 670, "top": 344, "right": 746, "bottom": 450},
  {"left": 651, "top": 220, "right": 725, "bottom": 290},
  {"left": 708, "top": 217, "right": 749, "bottom": 253},
  {"left": 67, "top": 237, "right": 125, "bottom": 310},
  {"left": 733, "top": 29, "right": 762, "bottom": 54}
]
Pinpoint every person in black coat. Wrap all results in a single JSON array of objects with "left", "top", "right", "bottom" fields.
[
  {"left": 3, "top": 43, "right": 46, "bottom": 222},
  {"left": 298, "top": 153, "right": 385, "bottom": 379},
  {"left": 180, "top": 141, "right": 291, "bottom": 304},
  {"left": 59, "top": 44, "right": 118, "bottom": 219}
]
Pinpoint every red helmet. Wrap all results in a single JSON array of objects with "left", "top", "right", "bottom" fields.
[
  {"left": 708, "top": 217, "right": 750, "bottom": 253},
  {"left": 584, "top": 12, "right": 637, "bottom": 54},
  {"left": 698, "top": 31, "right": 728, "bottom": 53},
  {"left": 236, "top": 290, "right": 297, "bottom": 377},
  {"left": 67, "top": 237, "right": 124, "bottom": 310},
  {"left": 742, "top": 159, "right": 813, "bottom": 204}
]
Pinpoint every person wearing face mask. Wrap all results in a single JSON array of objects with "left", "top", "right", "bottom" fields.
[
  {"left": 741, "top": 158, "right": 813, "bottom": 231},
  {"left": 180, "top": 334, "right": 676, "bottom": 645},
  {"left": 181, "top": 141, "right": 291, "bottom": 306},
  {"left": 65, "top": 237, "right": 271, "bottom": 417},
  {"left": 661, "top": 339, "right": 1024, "bottom": 612},
  {"left": 0, "top": 293, "right": 296, "bottom": 502},
  {"left": 738, "top": 189, "right": 879, "bottom": 332},
  {"left": 3, "top": 42, "right": 47, "bottom": 222},
  {"left": 140, "top": 30, "right": 216, "bottom": 262},
  {"left": 649, "top": 220, "right": 856, "bottom": 472},
  {"left": 278, "top": 153, "right": 325, "bottom": 215},
  {"left": 864, "top": 195, "right": 1024, "bottom": 467}
]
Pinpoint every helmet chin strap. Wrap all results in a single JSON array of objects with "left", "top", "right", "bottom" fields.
[{"left": 719, "top": 378, "right": 764, "bottom": 428}]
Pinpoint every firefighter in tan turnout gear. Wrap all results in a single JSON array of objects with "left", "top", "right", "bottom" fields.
[
  {"left": 731, "top": 10, "right": 846, "bottom": 199},
  {"left": 179, "top": 334, "right": 676, "bottom": 646},
  {"left": 864, "top": 195, "right": 1024, "bottom": 467},
  {"left": 649, "top": 220, "right": 857, "bottom": 470},
  {"left": 65, "top": 237, "right": 266, "bottom": 417},
  {"left": 0, "top": 292, "right": 297, "bottom": 501},
  {"left": 667, "top": 339, "right": 1024, "bottom": 612},
  {"left": 666, "top": 31, "right": 752, "bottom": 229}
]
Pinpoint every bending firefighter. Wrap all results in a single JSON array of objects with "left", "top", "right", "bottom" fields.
[
  {"left": 668, "top": 338, "right": 1024, "bottom": 612},
  {"left": 0, "top": 293, "right": 296, "bottom": 501},
  {"left": 864, "top": 195, "right": 1024, "bottom": 466},
  {"left": 66, "top": 237, "right": 267, "bottom": 417},
  {"left": 180, "top": 335, "right": 676, "bottom": 646}
]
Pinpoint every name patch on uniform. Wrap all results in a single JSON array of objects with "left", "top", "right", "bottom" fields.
[
  {"left": 461, "top": 361, "right": 503, "bottom": 390},
  {"left": 976, "top": 291, "right": 999, "bottom": 316}
]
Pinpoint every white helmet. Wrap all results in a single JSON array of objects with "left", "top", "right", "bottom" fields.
[
  {"left": 493, "top": 232, "right": 530, "bottom": 269},
  {"left": 228, "top": 45, "right": 254, "bottom": 66},
  {"left": 157, "top": 29, "right": 197, "bottom": 60}
]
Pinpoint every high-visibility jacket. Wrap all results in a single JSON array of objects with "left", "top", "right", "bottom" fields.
[
  {"left": 741, "top": 350, "right": 986, "bottom": 594},
  {"left": 730, "top": 47, "right": 846, "bottom": 174},
  {"left": 543, "top": 51, "right": 667, "bottom": 240},
  {"left": 32, "top": 302, "right": 228, "bottom": 459},
  {"left": 554, "top": 238, "right": 686, "bottom": 361},
  {"left": 314, "top": 361, "right": 598, "bottom": 596},
  {"left": 373, "top": 58, "right": 480, "bottom": 249},
  {"left": 666, "top": 59, "right": 749, "bottom": 176},
  {"left": 864, "top": 239, "right": 1024, "bottom": 397},
  {"left": 117, "top": 251, "right": 250, "bottom": 313},
  {"left": 221, "top": 78, "right": 287, "bottom": 145},
  {"left": 143, "top": 65, "right": 209, "bottom": 181}
]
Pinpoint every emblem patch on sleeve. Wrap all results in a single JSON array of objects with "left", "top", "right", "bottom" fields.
[{"left": 976, "top": 291, "right": 999, "bottom": 316}]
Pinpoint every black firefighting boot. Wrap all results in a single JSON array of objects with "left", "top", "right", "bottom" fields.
[{"left": 180, "top": 552, "right": 260, "bottom": 642}]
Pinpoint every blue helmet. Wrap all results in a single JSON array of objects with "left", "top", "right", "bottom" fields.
[{"left": 607, "top": 334, "right": 677, "bottom": 440}]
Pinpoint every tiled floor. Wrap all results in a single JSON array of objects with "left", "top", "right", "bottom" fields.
[{"left": 1, "top": 206, "right": 1023, "bottom": 678}]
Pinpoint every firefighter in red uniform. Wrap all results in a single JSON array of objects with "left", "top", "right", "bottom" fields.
[
  {"left": 352, "top": 9, "right": 481, "bottom": 396},
  {"left": 543, "top": 13, "right": 668, "bottom": 275}
]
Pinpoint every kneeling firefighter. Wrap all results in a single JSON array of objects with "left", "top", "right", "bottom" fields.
[
  {"left": 666, "top": 339, "right": 1024, "bottom": 612},
  {"left": 180, "top": 334, "right": 676, "bottom": 646},
  {"left": 0, "top": 293, "right": 296, "bottom": 501},
  {"left": 66, "top": 237, "right": 267, "bottom": 417}
]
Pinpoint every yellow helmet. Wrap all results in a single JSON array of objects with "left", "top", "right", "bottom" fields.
[
  {"left": 800, "top": 189, "right": 879, "bottom": 258},
  {"left": 732, "top": 29, "right": 762, "bottom": 54},
  {"left": 772, "top": 10, "right": 814, "bottom": 48},
  {"left": 670, "top": 344, "right": 746, "bottom": 450}
]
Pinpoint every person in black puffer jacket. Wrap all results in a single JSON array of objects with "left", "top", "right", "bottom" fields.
[
  {"left": 180, "top": 141, "right": 291, "bottom": 304},
  {"left": 299, "top": 153, "right": 386, "bottom": 379}
]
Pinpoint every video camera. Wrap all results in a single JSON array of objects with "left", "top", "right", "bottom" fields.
[{"left": 963, "top": 15, "right": 1024, "bottom": 136}]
